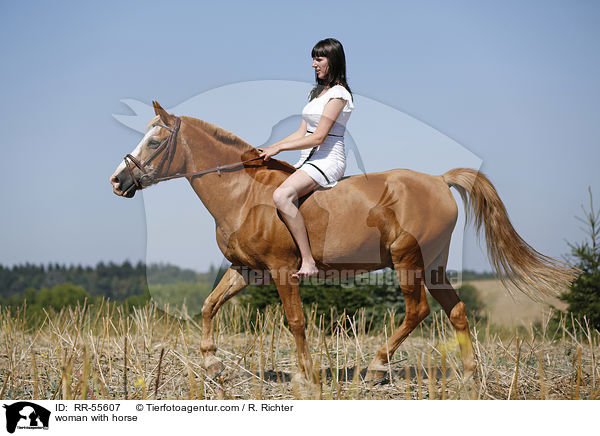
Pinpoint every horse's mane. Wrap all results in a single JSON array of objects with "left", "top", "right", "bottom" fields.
[
  {"left": 147, "top": 115, "right": 256, "bottom": 151},
  {"left": 181, "top": 116, "right": 298, "bottom": 175},
  {"left": 190, "top": 117, "right": 256, "bottom": 151}
]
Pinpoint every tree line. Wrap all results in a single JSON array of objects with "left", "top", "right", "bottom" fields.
[
  {"left": 0, "top": 261, "right": 490, "bottom": 324},
  {"left": 0, "top": 261, "right": 223, "bottom": 318},
  {"left": 0, "top": 261, "right": 217, "bottom": 301}
]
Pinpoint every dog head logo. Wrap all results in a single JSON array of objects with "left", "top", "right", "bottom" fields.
[{"left": 3, "top": 402, "right": 50, "bottom": 433}]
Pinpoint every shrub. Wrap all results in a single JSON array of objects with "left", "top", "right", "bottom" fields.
[
  {"left": 559, "top": 188, "right": 600, "bottom": 330},
  {"left": 147, "top": 280, "right": 214, "bottom": 317}
]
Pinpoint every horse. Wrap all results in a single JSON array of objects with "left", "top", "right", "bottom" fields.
[{"left": 110, "top": 101, "right": 577, "bottom": 382}]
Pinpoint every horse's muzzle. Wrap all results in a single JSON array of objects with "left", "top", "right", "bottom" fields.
[{"left": 110, "top": 170, "right": 137, "bottom": 198}]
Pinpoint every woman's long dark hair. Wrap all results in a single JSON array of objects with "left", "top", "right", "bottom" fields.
[{"left": 308, "top": 38, "right": 353, "bottom": 102}]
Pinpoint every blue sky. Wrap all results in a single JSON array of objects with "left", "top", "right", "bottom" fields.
[{"left": 1, "top": 0, "right": 599, "bottom": 273}]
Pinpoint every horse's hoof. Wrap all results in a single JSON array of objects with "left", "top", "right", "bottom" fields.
[
  {"left": 464, "top": 362, "right": 477, "bottom": 377},
  {"left": 291, "top": 371, "right": 318, "bottom": 385},
  {"left": 203, "top": 355, "right": 225, "bottom": 379},
  {"left": 364, "top": 362, "right": 388, "bottom": 384},
  {"left": 365, "top": 369, "right": 388, "bottom": 385},
  {"left": 292, "top": 372, "right": 307, "bottom": 385},
  {"left": 463, "top": 369, "right": 476, "bottom": 380},
  {"left": 291, "top": 372, "right": 320, "bottom": 399}
]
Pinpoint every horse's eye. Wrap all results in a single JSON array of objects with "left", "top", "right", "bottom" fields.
[{"left": 148, "top": 139, "right": 160, "bottom": 149}]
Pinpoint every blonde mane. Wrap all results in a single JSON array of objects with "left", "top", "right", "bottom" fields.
[{"left": 145, "top": 115, "right": 161, "bottom": 131}]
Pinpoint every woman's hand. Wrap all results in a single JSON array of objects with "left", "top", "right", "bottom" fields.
[{"left": 257, "top": 144, "right": 282, "bottom": 161}]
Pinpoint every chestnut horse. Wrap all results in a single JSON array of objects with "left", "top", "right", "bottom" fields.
[{"left": 110, "top": 102, "right": 576, "bottom": 382}]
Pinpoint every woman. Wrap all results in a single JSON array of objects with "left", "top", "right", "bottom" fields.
[{"left": 258, "top": 38, "right": 354, "bottom": 279}]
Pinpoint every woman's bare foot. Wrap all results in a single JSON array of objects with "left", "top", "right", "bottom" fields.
[{"left": 292, "top": 259, "right": 319, "bottom": 279}]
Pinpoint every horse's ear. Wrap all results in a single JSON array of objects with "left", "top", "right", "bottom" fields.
[{"left": 152, "top": 100, "right": 172, "bottom": 125}]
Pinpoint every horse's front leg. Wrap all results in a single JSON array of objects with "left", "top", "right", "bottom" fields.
[
  {"left": 200, "top": 267, "right": 249, "bottom": 377},
  {"left": 271, "top": 268, "right": 315, "bottom": 383}
]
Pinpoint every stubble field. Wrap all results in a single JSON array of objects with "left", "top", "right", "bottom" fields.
[{"left": 0, "top": 280, "right": 598, "bottom": 400}]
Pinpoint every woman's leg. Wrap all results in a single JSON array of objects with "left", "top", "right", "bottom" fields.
[{"left": 272, "top": 169, "right": 320, "bottom": 278}]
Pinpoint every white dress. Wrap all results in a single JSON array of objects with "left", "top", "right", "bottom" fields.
[{"left": 293, "top": 85, "right": 354, "bottom": 188}]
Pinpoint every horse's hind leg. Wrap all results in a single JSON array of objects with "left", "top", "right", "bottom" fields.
[
  {"left": 366, "top": 235, "right": 431, "bottom": 382},
  {"left": 427, "top": 278, "right": 477, "bottom": 377},
  {"left": 426, "top": 248, "right": 476, "bottom": 377},
  {"left": 200, "top": 267, "right": 249, "bottom": 377}
]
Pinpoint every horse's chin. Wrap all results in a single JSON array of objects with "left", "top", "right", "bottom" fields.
[{"left": 112, "top": 186, "right": 137, "bottom": 198}]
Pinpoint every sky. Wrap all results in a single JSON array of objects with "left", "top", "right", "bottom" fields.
[{"left": 0, "top": 0, "right": 599, "bottom": 274}]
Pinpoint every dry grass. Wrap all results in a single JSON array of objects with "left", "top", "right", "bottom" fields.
[
  {"left": 0, "top": 300, "right": 598, "bottom": 400},
  {"left": 465, "top": 279, "right": 567, "bottom": 328}
]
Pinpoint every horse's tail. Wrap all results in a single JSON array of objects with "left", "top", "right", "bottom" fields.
[{"left": 442, "top": 168, "right": 578, "bottom": 301}]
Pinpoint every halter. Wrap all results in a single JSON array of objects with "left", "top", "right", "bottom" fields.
[{"left": 122, "top": 116, "right": 264, "bottom": 195}]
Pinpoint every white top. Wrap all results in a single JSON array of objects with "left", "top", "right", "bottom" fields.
[
  {"left": 301, "top": 84, "right": 354, "bottom": 136},
  {"left": 293, "top": 84, "right": 354, "bottom": 188}
]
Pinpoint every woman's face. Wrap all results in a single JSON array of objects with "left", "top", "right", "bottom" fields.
[{"left": 312, "top": 56, "right": 329, "bottom": 80}]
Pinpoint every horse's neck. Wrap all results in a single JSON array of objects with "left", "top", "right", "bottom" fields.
[{"left": 182, "top": 120, "right": 263, "bottom": 232}]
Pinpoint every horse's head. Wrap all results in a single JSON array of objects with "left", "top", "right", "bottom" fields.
[{"left": 110, "top": 101, "right": 186, "bottom": 197}]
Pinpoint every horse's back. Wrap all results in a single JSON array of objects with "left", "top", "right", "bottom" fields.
[
  {"left": 311, "top": 168, "right": 456, "bottom": 218},
  {"left": 298, "top": 168, "right": 458, "bottom": 268}
]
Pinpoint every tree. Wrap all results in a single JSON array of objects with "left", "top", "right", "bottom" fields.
[
  {"left": 560, "top": 188, "right": 600, "bottom": 330},
  {"left": 34, "top": 283, "right": 90, "bottom": 311}
]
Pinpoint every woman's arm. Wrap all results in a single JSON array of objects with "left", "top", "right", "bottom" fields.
[{"left": 258, "top": 98, "right": 345, "bottom": 160}]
